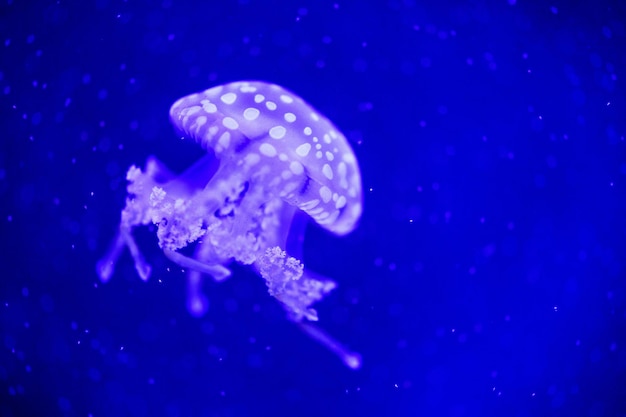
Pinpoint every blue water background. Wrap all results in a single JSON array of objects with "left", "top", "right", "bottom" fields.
[{"left": 1, "top": 1, "right": 625, "bottom": 416}]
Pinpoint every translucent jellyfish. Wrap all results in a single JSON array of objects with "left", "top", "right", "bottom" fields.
[{"left": 97, "top": 81, "right": 363, "bottom": 369}]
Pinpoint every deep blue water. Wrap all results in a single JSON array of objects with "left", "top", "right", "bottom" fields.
[{"left": 1, "top": 1, "right": 625, "bottom": 416}]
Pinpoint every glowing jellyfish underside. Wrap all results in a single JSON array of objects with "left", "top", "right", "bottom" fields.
[{"left": 97, "top": 81, "right": 363, "bottom": 368}]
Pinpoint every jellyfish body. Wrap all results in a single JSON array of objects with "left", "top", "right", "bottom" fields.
[{"left": 97, "top": 81, "right": 362, "bottom": 368}]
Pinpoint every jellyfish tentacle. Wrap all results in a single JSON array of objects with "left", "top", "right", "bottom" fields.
[
  {"left": 96, "top": 164, "right": 156, "bottom": 283},
  {"left": 122, "top": 227, "right": 152, "bottom": 281},
  {"left": 163, "top": 248, "right": 231, "bottom": 317},
  {"left": 163, "top": 249, "right": 231, "bottom": 280},
  {"left": 188, "top": 237, "right": 232, "bottom": 283},
  {"left": 144, "top": 155, "right": 176, "bottom": 183},
  {"left": 96, "top": 230, "right": 125, "bottom": 283},
  {"left": 95, "top": 224, "right": 152, "bottom": 282},
  {"left": 297, "top": 322, "right": 362, "bottom": 370},
  {"left": 186, "top": 269, "right": 209, "bottom": 317}
]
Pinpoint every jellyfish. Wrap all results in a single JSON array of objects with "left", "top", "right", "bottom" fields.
[{"left": 97, "top": 81, "right": 363, "bottom": 369}]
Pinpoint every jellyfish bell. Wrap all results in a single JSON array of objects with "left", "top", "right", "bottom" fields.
[
  {"left": 97, "top": 81, "right": 363, "bottom": 369},
  {"left": 169, "top": 81, "right": 362, "bottom": 234}
]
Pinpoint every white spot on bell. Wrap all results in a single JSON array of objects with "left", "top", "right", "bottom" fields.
[
  {"left": 282, "top": 182, "right": 299, "bottom": 194},
  {"left": 343, "top": 153, "right": 356, "bottom": 164},
  {"left": 269, "top": 125, "right": 286, "bottom": 139},
  {"left": 220, "top": 92, "right": 237, "bottom": 104},
  {"left": 201, "top": 100, "right": 217, "bottom": 113},
  {"left": 284, "top": 112, "right": 296, "bottom": 123},
  {"left": 245, "top": 153, "right": 260, "bottom": 166},
  {"left": 325, "top": 151, "right": 335, "bottom": 161},
  {"left": 335, "top": 195, "right": 347, "bottom": 209},
  {"left": 338, "top": 162, "right": 348, "bottom": 189},
  {"left": 319, "top": 186, "right": 332, "bottom": 203},
  {"left": 240, "top": 85, "right": 257, "bottom": 93},
  {"left": 304, "top": 127, "right": 312, "bottom": 136},
  {"left": 295, "top": 143, "right": 311, "bottom": 157},
  {"left": 259, "top": 143, "right": 277, "bottom": 157},
  {"left": 322, "top": 164, "right": 334, "bottom": 180},
  {"left": 337, "top": 161, "right": 347, "bottom": 176},
  {"left": 222, "top": 117, "right": 239, "bottom": 129},
  {"left": 254, "top": 94, "right": 265, "bottom": 103},
  {"left": 319, "top": 210, "right": 340, "bottom": 225},
  {"left": 290, "top": 161, "right": 304, "bottom": 175},
  {"left": 280, "top": 94, "right": 294, "bottom": 103},
  {"left": 266, "top": 101, "right": 277, "bottom": 110},
  {"left": 205, "top": 85, "right": 223, "bottom": 96},
  {"left": 317, "top": 212, "right": 330, "bottom": 220},
  {"left": 244, "top": 107, "right": 260, "bottom": 121},
  {"left": 185, "top": 106, "right": 201, "bottom": 116},
  {"left": 300, "top": 199, "right": 320, "bottom": 209},
  {"left": 218, "top": 131, "right": 231, "bottom": 149},
  {"left": 194, "top": 115, "right": 207, "bottom": 127}
]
